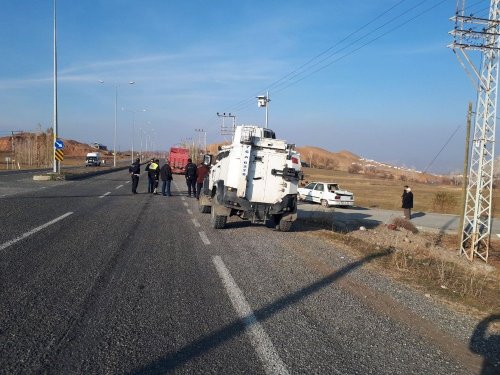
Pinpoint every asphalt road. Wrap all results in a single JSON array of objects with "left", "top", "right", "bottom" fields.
[{"left": 0, "top": 170, "right": 497, "bottom": 374}]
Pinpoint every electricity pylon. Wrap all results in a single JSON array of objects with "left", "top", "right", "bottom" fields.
[{"left": 449, "top": 0, "right": 500, "bottom": 262}]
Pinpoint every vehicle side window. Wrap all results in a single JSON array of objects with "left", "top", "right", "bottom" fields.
[
  {"left": 328, "top": 184, "right": 339, "bottom": 192},
  {"left": 314, "top": 184, "right": 324, "bottom": 191},
  {"left": 305, "top": 183, "right": 316, "bottom": 189},
  {"left": 216, "top": 151, "right": 229, "bottom": 162}
]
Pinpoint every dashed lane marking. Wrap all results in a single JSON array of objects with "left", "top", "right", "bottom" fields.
[
  {"left": 199, "top": 231, "right": 210, "bottom": 245},
  {"left": 183, "top": 202, "right": 189, "bottom": 207},
  {"left": 116, "top": 185, "right": 123, "bottom": 189},
  {"left": 192, "top": 218, "right": 200, "bottom": 227},
  {"left": 181, "top": 197, "right": 186, "bottom": 201},
  {"left": 0, "top": 212, "right": 74, "bottom": 252},
  {"left": 125, "top": 181, "right": 131, "bottom": 184},
  {"left": 212, "top": 256, "right": 290, "bottom": 375},
  {"left": 99, "top": 192, "right": 111, "bottom": 198},
  {"left": 187, "top": 209, "right": 193, "bottom": 215}
]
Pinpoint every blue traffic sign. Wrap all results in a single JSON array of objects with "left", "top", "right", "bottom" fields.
[{"left": 54, "top": 139, "right": 64, "bottom": 149}]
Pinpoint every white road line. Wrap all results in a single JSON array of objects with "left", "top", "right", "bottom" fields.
[
  {"left": 192, "top": 218, "right": 200, "bottom": 227},
  {"left": 0, "top": 212, "right": 74, "bottom": 252},
  {"left": 199, "top": 231, "right": 210, "bottom": 245},
  {"left": 181, "top": 197, "right": 186, "bottom": 201},
  {"left": 125, "top": 181, "right": 131, "bottom": 184},
  {"left": 212, "top": 256, "right": 289, "bottom": 375},
  {"left": 187, "top": 209, "right": 193, "bottom": 215},
  {"left": 183, "top": 202, "right": 189, "bottom": 207},
  {"left": 115, "top": 185, "right": 123, "bottom": 189},
  {"left": 99, "top": 192, "right": 111, "bottom": 198}
]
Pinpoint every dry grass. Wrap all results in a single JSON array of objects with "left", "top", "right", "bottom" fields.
[{"left": 303, "top": 222, "right": 500, "bottom": 315}]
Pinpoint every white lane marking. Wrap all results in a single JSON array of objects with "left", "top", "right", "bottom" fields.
[
  {"left": 115, "top": 185, "right": 124, "bottom": 189},
  {"left": 183, "top": 202, "right": 189, "bottom": 207},
  {"left": 192, "top": 218, "right": 200, "bottom": 227},
  {"left": 0, "top": 212, "right": 74, "bottom": 252},
  {"left": 99, "top": 192, "right": 111, "bottom": 198},
  {"left": 187, "top": 209, "right": 193, "bottom": 215},
  {"left": 212, "top": 256, "right": 289, "bottom": 375},
  {"left": 181, "top": 197, "right": 186, "bottom": 201},
  {"left": 199, "top": 231, "right": 210, "bottom": 245},
  {"left": 125, "top": 181, "right": 131, "bottom": 184}
]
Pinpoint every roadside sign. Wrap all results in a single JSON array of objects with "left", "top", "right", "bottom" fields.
[
  {"left": 55, "top": 139, "right": 64, "bottom": 149},
  {"left": 55, "top": 149, "right": 64, "bottom": 162}
]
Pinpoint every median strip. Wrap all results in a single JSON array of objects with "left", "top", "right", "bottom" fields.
[{"left": 0, "top": 212, "right": 74, "bottom": 251}]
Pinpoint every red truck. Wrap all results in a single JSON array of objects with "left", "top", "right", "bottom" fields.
[{"left": 168, "top": 147, "right": 190, "bottom": 174}]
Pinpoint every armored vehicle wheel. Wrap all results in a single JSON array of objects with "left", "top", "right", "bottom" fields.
[
  {"left": 211, "top": 204, "right": 227, "bottom": 229},
  {"left": 278, "top": 219, "right": 293, "bottom": 232},
  {"left": 199, "top": 202, "right": 211, "bottom": 213},
  {"left": 321, "top": 199, "right": 329, "bottom": 208}
]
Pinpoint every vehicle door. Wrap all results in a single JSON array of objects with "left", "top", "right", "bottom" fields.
[
  {"left": 311, "top": 183, "right": 325, "bottom": 203},
  {"left": 301, "top": 182, "right": 316, "bottom": 202}
]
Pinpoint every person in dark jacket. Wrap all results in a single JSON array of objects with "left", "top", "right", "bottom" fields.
[
  {"left": 128, "top": 158, "right": 141, "bottom": 194},
  {"left": 195, "top": 162, "right": 210, "bottom": 200},
  {"left": 402, "top": 185, "right": 414, "bottom": 220},
  {"left": 185, "top": 158, "right": 197, "bottom": 197},
  {"left": 146, "top": 159, "right": 159, "bottom": 194},
  {"left": 160, "top": 161, "right": 173, "bottom": 196},
  {"left": 153, "top": 159, "right": 160, "bottom": 194}
]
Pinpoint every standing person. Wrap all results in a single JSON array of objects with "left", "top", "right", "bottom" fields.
[
  {"left": 153, "top": 159, "right": 161, "bottom": 194},
  {"left": 160, "top": 161, "right": 173, "bottom": 196},
  {"left": 402, "top": 185, "right": 414, "bottom": 220},
  {"left": 184, "top": 158, "right": 197, "bottom": 197},
  {"left": 195, "top": 161, "right": 210, "bottom": 200},
  {"left": 146, "top": 158, "right": 159, "bottom": 194},
  {"left": 128, "top": 157, "right": 140, "bottom": 194},
  {"left": 145, "top": 158, "right": 155, "bottom": 193}
]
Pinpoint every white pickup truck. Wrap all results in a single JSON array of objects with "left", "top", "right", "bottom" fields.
[{"left": 298, "top": 181, "right": 354, "bottom": 208}]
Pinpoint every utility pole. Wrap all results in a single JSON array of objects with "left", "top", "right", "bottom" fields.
[
  {"left": 458, "top": 102, "right": 473, "bottom": 249},
  {"left": 449, "top": 0, "right": 500, "bottom": 263},
  {"left": 53, "top": 0, "right": 59, "bottom": 173}
]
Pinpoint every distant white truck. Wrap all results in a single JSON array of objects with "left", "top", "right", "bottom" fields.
[
  {"left": 85, "top": 152, "right": 101, "bottom": 167},
  {"left": 198, "top": 125, "right": 302, "bottom": 231}
]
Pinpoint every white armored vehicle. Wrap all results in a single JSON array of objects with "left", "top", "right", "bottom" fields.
[{"left": 199, "top": 125, "right": 302, "bottom": 231}]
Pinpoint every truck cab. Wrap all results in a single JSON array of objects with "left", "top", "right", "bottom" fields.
[{"left": 85, "top": 152, "right": 101, "bottom": 167}]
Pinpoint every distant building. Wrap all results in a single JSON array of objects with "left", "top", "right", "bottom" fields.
[{"left": 91, "top": 142, "right": 107, "bottom": 151}]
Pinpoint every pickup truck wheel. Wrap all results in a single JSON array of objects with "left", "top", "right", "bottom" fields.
[
  {"left": 278, "top": 219, "right": 293, "bottom": 232},
  {"left": 210, "top": 204, "right": 227, "bottom": 229},
  {"left": 321, "top": 199, "right": 329, "bottom": 208}
]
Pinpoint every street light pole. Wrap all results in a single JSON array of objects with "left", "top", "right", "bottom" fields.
[
  {"left": 53, "top": 0, "right": 59, "bottom": 173},
  {"left": 122, "top": 108, "right": 146, "bottom": 162},
  {"left": 99, "top": 81, "right": 135, "bottom": 167},
  {"left": 257, "top": 91, "right": 270, "bottom": 128}
]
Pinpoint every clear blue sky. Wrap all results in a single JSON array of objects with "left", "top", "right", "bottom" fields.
[{"left": 0, "top": 0, "right": 487, "bottom": 173}]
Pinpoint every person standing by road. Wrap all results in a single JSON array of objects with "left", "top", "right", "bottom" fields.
[
  {"left": 128, "top": 157, "right": 140, "bottom": 194},
  {"left": 195, "top": 161, "right": 209, "bottom": 200},
  {"left": 185, "top": 158, "right": 197, "bottom": 197},
  {"left": 402, "top": 185, "right": 413, "bottom": 220},
  {"left": 146, "top": 158, "right": 159, "bottom": 194},
  {"left": 160, "top": 161, "right": 173, "bottom": 196},
  {"left": 153, "top": 159, "right": 161, "bottom": 194},
  {"left": 145, "top": 158, "right": 154, "bottom": 193}
]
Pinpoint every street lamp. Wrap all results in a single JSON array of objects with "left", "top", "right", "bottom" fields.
[
  {"left": 122, "top": 107, "right": 146, "bottom": 162},
  {"left": 99, "top": 80, "right": 135, "bottom": 167},
  {"left": 257, "top": 91, "right": 270, "bottom": 128}
]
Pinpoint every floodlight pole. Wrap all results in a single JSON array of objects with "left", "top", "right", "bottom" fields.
[{"left": 53, "top": 0, "right": 59, "bottom": 173}]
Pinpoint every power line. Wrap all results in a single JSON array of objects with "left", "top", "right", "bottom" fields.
[{"left": 229, "top": 0, "right": 448, "bottom": 113}]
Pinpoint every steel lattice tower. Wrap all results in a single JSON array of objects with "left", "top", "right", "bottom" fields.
[{"left": 449, "top": 0, "right": 500, "bottom": 262}]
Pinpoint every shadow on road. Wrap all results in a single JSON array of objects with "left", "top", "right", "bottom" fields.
[
  {"left": 411, "top": 212, "right": 426, "bottom": 219},
  {"left": 125, "top": 250, "right": 391, "bottom": 374},
  {"left": 469, "top": 314, "right": 500, "bottom": 374}
]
